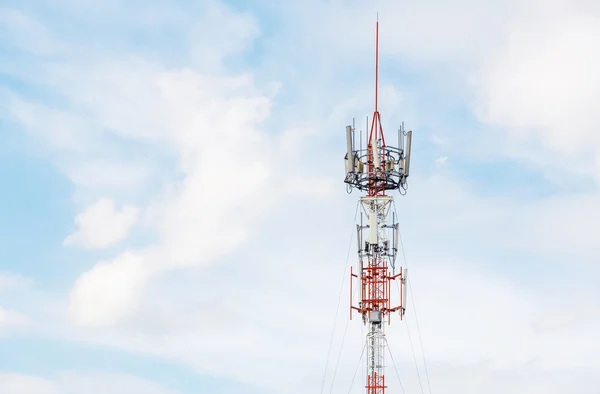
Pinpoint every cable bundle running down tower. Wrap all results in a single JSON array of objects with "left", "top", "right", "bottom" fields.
[{"left": 343, "top": 19, "right": 413, "bottom": 394}]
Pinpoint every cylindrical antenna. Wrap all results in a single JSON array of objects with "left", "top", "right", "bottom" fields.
[
  {"left": 371, "top": 137, "right": 380, "bottom": 169},
  {"left": 394, "top": 223, "right": 399, "bottom": 255},
  {"left": 366, "top": 116, "right": 369, "bottom": 146},
  {"left": 360, "top": 128, "right": 363, "bottom": 156},
  {"left": 360, "top": 211, "right": 364, "bottom": 260},
  {"left": 404, "top": 130, "right": 412, "bottom": 177},
  {"left": 346, "top": 125, "right": 354, "bottom": 174},
  {"left": 356, "top": 224, "right": 361, "bottom": 255},
  {"left": 369, "top": 207, "right": 378, "bottom": 244},
  {"left": 352, "top": 117, "right": 356, "bottom": 156}
]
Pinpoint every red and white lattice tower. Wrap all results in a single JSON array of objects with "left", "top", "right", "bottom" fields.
[{"left": 344, "top": 18, "right": 413, "bottom": 394}]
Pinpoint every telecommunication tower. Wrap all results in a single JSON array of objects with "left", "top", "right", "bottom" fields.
[{"left": 343, "top": 18, "right": 413, "bottom": 394}]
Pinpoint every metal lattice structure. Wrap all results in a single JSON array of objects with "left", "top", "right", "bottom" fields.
[{"left": 344, "top": 18, "right": 413, "bottom": 394}]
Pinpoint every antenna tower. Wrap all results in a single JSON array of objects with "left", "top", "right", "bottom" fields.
[{"left": 343, "top": 17, "right": 413, "bottom": 394}]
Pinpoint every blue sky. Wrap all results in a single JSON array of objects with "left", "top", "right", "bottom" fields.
[{"left": 1, "top": 0, "right": 600, "bottom": 393}]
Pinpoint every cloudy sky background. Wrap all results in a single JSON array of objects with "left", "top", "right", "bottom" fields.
[{"left": 1, "top": 0, "right": 600, "bottom": 393}]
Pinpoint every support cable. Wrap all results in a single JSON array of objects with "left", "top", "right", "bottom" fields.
[
  {"left": 404, "top": 311, "right": 425, "bottom": 394},
  {"left": 347, "top": 341, "right": 368, "bottom": 393},
  {"left": 319, "top": 201, "right": 360, "bottom": 394},
  {"left": 393, "top": 201, "right": 433, "bottom": 394},
  {"left": 329, "top": 273, "right": 360, "bottom": 392},
  {"left": 361, "top": 323, "right": 364, "bottom": 390},
  {"left": 384, "top": 337, "right": 406, "bottom": 394},
  {"left": 393, "top": 273, "right": 425, "bottom": 394},
  {"left": 399, "top": 231, "right": 433, "bottom": 394}
]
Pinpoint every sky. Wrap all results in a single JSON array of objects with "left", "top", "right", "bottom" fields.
[{"left": 1, "top": 0, "right": 600, "bottom": 393}]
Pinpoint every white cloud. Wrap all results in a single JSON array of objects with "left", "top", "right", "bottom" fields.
[
  {"left": 1, "top": 1, "right": 291, "bottom": 330},
  {"left": 0, "top": 8, "right": 68, "bottom": 56},
  {"left": 61, "top": 62, "right": 334, "bottom": 326},
  {"left": 0, "top": 306, "right": 28, "bottom": 330},
  {"left": 0, "top": 273, "right": 30, "bottom": 291},
  {"left": 429, "top": 135, "right": 445, "bottom": 145},
  {"left": 63, "top": 198, "right": 138, "bottom": 249},
  {"left": 434, "top": 156, "right": 448, "bottom": 167},
  {"left": 1, "top": 92, "right": 97, "bottom": 152},
  {"left": 58, "top": 372, "right": 178, "bottom": 394},
  {"left": 0, "top": 372, "right": 178, "bottom": 394},
  {"left": 0, "top": 373, "right": 55, "bottom": 394},
  {"left": 401, "top": 264, "right": 600, "bottom": 369},
  {"left": 471, "top": 0, "right": 600, "bottom": 179},
  {"left": 261, "top": 0, "right": 512, "bottom": 67},
  {"left": 68, "top": 250, "right": 153, "bottom": 327},
  {"left": 509, "top": 193, "right": 600, "bottom": 261},
  {"left": 65, "top": 159, "right": 152, "bottom": 192}
]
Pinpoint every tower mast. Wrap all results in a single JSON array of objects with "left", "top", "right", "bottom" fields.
[{"left": 343, "top": 18, "right": 413, "bottom": 394}]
